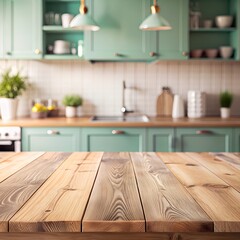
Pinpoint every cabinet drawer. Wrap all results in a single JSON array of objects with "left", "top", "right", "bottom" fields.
[
  {"left": 175, "top": 128, "right": 233, "bottom": 152},
  {"left": 82, "top": 128, "right": 146, "bottom": 152},
  {"left": 22, "top": 127, "right": 81, "bottom": 152}
]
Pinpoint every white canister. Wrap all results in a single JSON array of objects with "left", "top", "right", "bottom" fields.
[
  {"left": 61, "top": 13, "right": 74, "bottom": 28},
  {"left": 220, "top": 107, "right": 230, "bottom": 119},
  {"left": 172, "top": 95, "right": 185, "bottom": 118}
]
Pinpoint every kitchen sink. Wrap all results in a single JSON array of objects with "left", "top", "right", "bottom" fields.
[{"left": 91, "top": 115, "right": 150, "bottom": 122}]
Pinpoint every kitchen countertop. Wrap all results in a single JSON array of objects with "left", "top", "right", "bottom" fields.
[
  {"left": 0, "top": 116, "right": 240, "bottom": 127},
  {"left": 0, "top": 152, "right": 240, "bottom": 240}
]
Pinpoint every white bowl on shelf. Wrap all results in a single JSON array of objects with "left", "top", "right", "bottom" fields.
[
  {"left": 215, "top": 16, "right": 233, "bottom": 28},
  {"left": 205, "top": 49, "right": 218, "bottom": 58},
  {"left": 53, "top": 40, "right": 70, "bottom": 54},
  {"left": 219, "top": 46, "right": 233, "bottom": 59}
]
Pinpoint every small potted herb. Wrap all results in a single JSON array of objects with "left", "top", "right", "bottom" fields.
[
  {"left": 220, "top": 91, "right": 233, "bottom": 119},
  {"left": 62, "top": 94, "right": 83, "bottom": 118},
  {"left": 0, "top": 69, "right": 28, "bottom": 120}
]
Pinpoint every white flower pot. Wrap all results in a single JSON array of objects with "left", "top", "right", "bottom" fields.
[
  {"left": 65, "top": 106, "right": 77, "bottom": 118},
  {"left": 0, "top": 98, "right": 18, "bottom": 121},
  {"left": 220, "top": 107, "right": 230, "bottom": 119}
]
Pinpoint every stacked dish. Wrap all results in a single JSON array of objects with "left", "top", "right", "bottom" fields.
[
  {"left": 187, "top": 91, "right": 206, "bottom": 118},
  {"left": 53, "top": 40, "right": 70, "bottom": 54}
]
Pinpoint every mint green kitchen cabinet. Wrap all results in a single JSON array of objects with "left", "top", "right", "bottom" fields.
[
  {"left": 82, "top": 128, "right": 146, "bottom": 152},
  {"left": 147, "top": 128, "right": 175, "bottom": 152},
  {"left": 234, "top": 128, "right": 240, "bottom": 151},
  {"left": 156, "top": 0, "right": 189, "bottom": 60},
  {"left": 84, "top": 0, "right": 157, "bottom": 61},
  {"left": 175, "top": 128, "right": 233, "bottom": 152},
  {"left": 3, "top": 0, "right": 42, "bottom": 59},
  {"left": 0, "top": 0, "right": 3, "bottom": 58},
  {"left": 189, "top": 0, "right": 240, "bottom": 60},
  {"left": 22, "top": 127, "right": 81, "bottom": 152}
]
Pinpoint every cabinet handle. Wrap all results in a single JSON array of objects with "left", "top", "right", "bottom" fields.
[
  {"left": 47, "top": 130, "right": 60, "bottom": 135},
  {"left": 182, "top": 51, "right": 189, "bottom": 56},
  {"left": 112, "top": 130, "right": 125, "bottom": 135},
  {"left": 35, "top": 48, "right": 42, "bottom": 55},
  {"left": 114, "top": 53, "right": 123, "bottom": 57},
  {"left": 6, "top": 51, "right": 11, "bottom": 55},
  {"left": 149, "top": 52, "right": 157, "bottom": 57},
  {"left": 196, "top": 130, "right": 213, "bottom": 135}
]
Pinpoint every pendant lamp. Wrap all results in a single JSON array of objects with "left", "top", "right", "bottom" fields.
[
  {"left": 139, "top": 0, "right": 172, "bottom": 31},
  {"left": 70, "top": 0, "right": 100, "bottom": 31}
]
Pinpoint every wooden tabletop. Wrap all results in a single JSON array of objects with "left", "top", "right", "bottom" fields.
[
  {"left": 0, "top": 117, "right": 240, "bottom": 127},
  {"left": 0, "top": 152, "right": 240, "bottom": 239}
]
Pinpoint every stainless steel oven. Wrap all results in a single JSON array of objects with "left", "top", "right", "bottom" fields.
[{"left": 0, "top": 127, "right": 21, "bottom": 152}]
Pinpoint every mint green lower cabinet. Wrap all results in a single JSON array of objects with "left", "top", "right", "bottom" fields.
[
  {"left": 234, "top": 128, "right": 240, "bottom": 151},
  {"left": 147, "top": 128, "right": 174, "bottom": 152},
  {"left": 175, "top": 128, "right": 233, "bottom": 152},
  {"left": 22, "top": 127, "right": 81, "bottom": 152},
  {"left": 82, "top": 128, "right": 146, "bottom": 152}
]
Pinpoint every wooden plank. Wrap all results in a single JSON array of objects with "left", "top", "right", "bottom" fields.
[
  {"left": 0, "top": 233, "right": 240, "bottom": 240},
  {"left": 10, "top": 152, "right": 103, "bottom": 232},
  {"left": 0, "top": 153, "right": 17, "bottom": 161},
  {"left": 82, "top": 152, "right": 145, "bottom": 232},
  {"left": 131, "top": 152, "right": 213, "bottom": 232},
  {"left": 157, "top": 153, "right": 240, "bottom": 232},
  {"left": 187, "top": 153, "right": 240, "bottom": 193},
  {"left": 0, "top": 152, "right": 70, "bottom": 232},
  {"left": 0, "top": 152, "right": 44, "bottom": 183},
  {"left": 211, "top": 153, "right": 240, "bottom": 170}
]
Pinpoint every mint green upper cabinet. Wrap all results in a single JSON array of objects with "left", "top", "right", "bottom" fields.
[
  {"left": 156, "top": 0, "right": 189, "bottom": 60},
  {"left": 22, "top": 127, "right": 81, "bottom": 152},
  {"left": 0, "top": 0, "right": 3, "bottom": 58},
  {"left": 84, "top": 0, "right": 157, "bottom": 61},
  {"left": 147, "top": 128, "right": 174, "bottom": 152},
  {"left": 175, "top": 128, "right": 233, "bottom": 152},
  {"left": 4, "top": 0, "right": 42, "bottom": 59},
  {"left": 82, "top": 128, "right": 146, "bottom": 152}
]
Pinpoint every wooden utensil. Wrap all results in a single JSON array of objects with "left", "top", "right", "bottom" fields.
[{"left": 156, "top": 87, "right": 173, "bottom": 116}]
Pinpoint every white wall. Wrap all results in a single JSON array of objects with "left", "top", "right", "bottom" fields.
[{"left": 0, "top": 60, "right": 239, "bottom": 117}]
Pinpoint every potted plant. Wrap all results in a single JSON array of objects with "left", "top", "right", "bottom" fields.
[
  {"left": 62, "top": 94, "right": 83, "bottom": 118},
  {"left": 0, "top": 69, "right": 28, "bottom": 120},
  {"left": 220, "top": 91, "right": 233, "bottom": 119}
]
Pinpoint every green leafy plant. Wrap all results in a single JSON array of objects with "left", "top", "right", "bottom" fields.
[
  {"left": 62, "top": 94, "right": 83, "bottom": 107},
  {"left": 220, "top": 91, "right": 233, "bottom": 108},
  {"left": 0, "top": 69, "right": 28, "bottom": 98}
]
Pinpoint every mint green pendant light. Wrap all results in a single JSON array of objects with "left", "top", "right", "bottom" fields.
[
  {"left": 70, "top": 0, "right": 100, "bottom": 31},
  {"left": 139, "top": 0, "right": 172, "bottom": 31}
]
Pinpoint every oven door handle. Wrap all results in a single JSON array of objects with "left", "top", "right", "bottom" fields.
[{"left": 0, "top": 141, "right": 12, "bottom": 145}]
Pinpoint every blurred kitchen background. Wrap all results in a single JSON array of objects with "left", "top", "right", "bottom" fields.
[{"left": 0, "top": 60, "right": 239, "bottom": 117}]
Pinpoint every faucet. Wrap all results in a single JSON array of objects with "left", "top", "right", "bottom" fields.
[{"left": 121, "top": 80, "right": 134, "bottom": 116}]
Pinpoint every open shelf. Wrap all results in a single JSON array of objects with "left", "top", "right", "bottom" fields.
[
  {"left": 44, "top": 54, "right": 83, "bottom": 60},
  {"left": 43, "top": 26, "right": 83, "bottom": 32},
  {"left": 190, "top": 28, "right": 236, "bottom": 32}
]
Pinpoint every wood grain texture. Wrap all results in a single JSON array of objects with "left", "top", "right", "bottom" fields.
[
  {"left": 157, "top": 153, "right": 240, "bottom": 232},
  {"left": 82, "top": 152, "right": 145, "bottom": 232},
  {"left": 0, "top": 233, "right": 240, "bottom": 240},
  {"left": 211, "top": 153, "right": 240, "bottom": 170},
  {"left": 10, "top": 152, "right": 103, "bottom": 233},
  {"left": 0, "top": 152, "right": 70, "bottom": 232},
  {"left": 187, "top": 153, "right": 240, "bottom": 193},
  {"left": 131, "top": 152, "right": 213, "bottom": 232},
  {"left": 0, "top": 152, "right": 44, "bottom": 183}
]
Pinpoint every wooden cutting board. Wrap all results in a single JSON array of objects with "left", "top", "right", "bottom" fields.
[{"left": 156, "top": 87, "right": 173, "bottom": 116}]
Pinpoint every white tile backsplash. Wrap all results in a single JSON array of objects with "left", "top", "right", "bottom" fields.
[{"left": 0, "top": 60, "right": 239, "bottom": 117}]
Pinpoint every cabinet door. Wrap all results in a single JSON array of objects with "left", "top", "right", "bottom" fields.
[
  {"left": 176, "top": 128, "right": 233, "bottom": 152},
  {"left": 82, "top": 128, "right": 146, "bottom": 152},
  {"left": 22, "top": 127, "right": 81, "bottom": 152},
  {"left": 157, "top": 0, "right": 189, "bottom": 60},
  {"left": 4, "top": 0, "right": 42, "bottom": 59},
  {"left": 0, "top": 0, "right": 3, "bottom": 58},
  {"left": 84, "top": 0, "right": 157, "bottom": 61},
  {"left": 147, "top": 128, "right": 174, "bottom": 152},
  {"left": 234, "top": 128, "right": 240, "bottom": 151}
]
